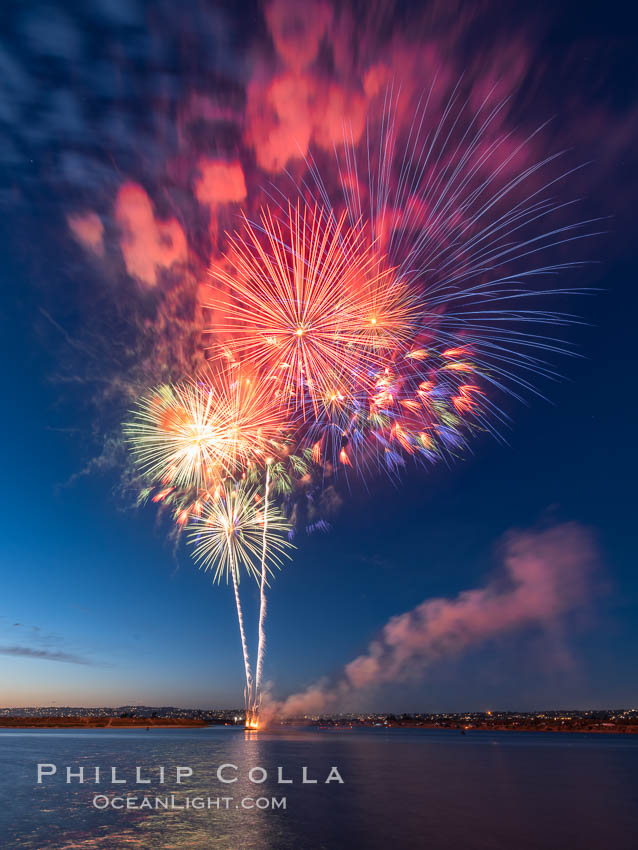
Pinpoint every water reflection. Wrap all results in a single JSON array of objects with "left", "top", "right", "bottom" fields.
[{"left": 1, "top": 727, "right": 638, "bottom": 850}]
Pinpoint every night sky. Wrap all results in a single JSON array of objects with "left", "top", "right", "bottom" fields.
[{"left": 1, "top": 0, "right": 637, "bottom": 711}]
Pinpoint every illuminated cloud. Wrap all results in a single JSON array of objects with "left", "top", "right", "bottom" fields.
[
  {"left": 67, "top": 211, "right": 104, "bottom": 256},
  {"left": 245, "top": 72, "right": 366, "bottom": 173},
  {"left": 194, "top": 158, "right": 247, "bottom": 207},
  {"left": 115, "top": 182, "right": 188, "bottom": 286},
  {"left": 265, "top": 0, "right": 332, "bottom": 71}
]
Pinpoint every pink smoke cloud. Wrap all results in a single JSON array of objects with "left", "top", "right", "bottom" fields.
[
  {"left": 115, "top": 182, "right": 188, "bottom": 286},
  {"left": 265, "top": 0, "right": 332, "bottom": 72},
  {"left": 269, "top": 523, "right": 598, "bottom": 718},
  {"left": 67, "top": 211, "right": 104, "bottom": 256},
  {"left": 244, "top": 0, "right": 369, "bottom": 173},
  {"left": 194, "top": 159, "right": 247, "bottom": 207},
  {"left": 245, "top": 72, "right": 314, "bottom": 173},
  {"left": 245, "top": 71, "right": 367, "bottom": 173}
]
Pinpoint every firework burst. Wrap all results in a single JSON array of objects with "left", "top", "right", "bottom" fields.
[
  {"left": 297, "top": 83, "right": 597, "bottom": 419},
  {"left": 188, "top": 480, "right": 293, "bottom": 584},
  {"left": 124, "top": 365, "right": 288, "bottom": 495},
  {"left": 208, "top": 202, "right": 418, "bottom": 416}
]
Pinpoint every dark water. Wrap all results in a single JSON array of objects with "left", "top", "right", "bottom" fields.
[{"left": 0, "top": 727, "right": 637, "bottom": 849}]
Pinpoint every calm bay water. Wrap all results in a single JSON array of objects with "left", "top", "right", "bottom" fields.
[{"left": 0, "top": 726, "right": 636, "bottom": 849}]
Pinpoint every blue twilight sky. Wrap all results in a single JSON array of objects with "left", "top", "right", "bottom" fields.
[{"left": 0, "top": 0, "right": 637, "bottom": 710}]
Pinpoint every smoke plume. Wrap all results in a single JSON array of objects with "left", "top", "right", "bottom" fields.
[{"left": 268, "top": 523, "right": 599, "bottom": 717}]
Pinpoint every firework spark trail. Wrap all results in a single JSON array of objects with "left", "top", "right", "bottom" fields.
[
  {"left": 187, "top": 481, "right": 293, "bottom": 718},
  {"left": 228, "top": 537, "right": 254, "bottom": 710},
  {"left": 189, "top": 483, "right": 293, "bottom": 582},
  {"left": 255, "top": 461, "right": 271, "bottom": 705}
]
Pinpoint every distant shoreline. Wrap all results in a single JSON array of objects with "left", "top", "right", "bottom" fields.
[
  {"left": 0, "top": 717, "right": 209, "bottom": 729},
  {"left": 1, "top": 717, "right": 637, "bottom": 733},
  {"left": 392, "top": 723, "right": 638, "bottom": 735},
  {"left": 306, "top": 721, "right": 638, "bottom": 734}
]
